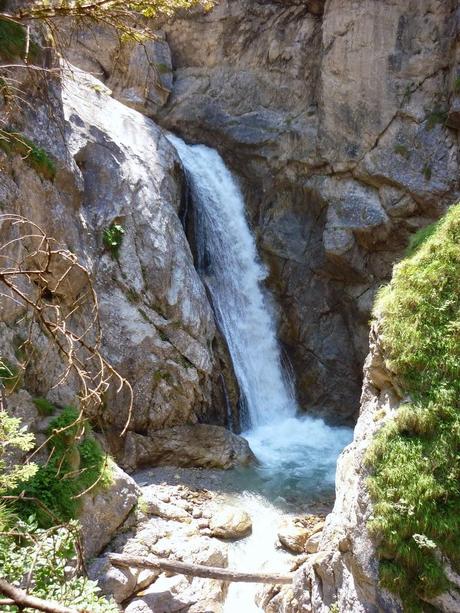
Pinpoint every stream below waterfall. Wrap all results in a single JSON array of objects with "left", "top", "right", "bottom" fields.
[{"left": 165, "top": 135, "right": 353, "bottom": 611}]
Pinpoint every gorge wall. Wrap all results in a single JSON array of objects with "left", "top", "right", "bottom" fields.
[
  {"left": 66, "top": 0, "right": 460, "bottom": 425},
  {"left": 2, "top": 2, "right": 458, "bottom": 443},
  {"left": 1, "top": 1, "right": 460, "bottom": 611},
  {"left": 0, "top": 61, "right": 241, "bottom": 467},
  {"left": 156, "top": 0, "right": 460, "bottom": 425}
]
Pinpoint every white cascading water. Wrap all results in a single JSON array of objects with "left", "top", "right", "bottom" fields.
[
  {"left": 167, "top": 134, "right": 352, "bottom": 612},
  {"left": 168, "top": 134, "right": 296, "bottom": 428}
]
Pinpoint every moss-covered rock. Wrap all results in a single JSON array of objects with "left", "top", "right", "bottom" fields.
[{"left": 367, "top": 203, "right": 460, "bottom": 611}]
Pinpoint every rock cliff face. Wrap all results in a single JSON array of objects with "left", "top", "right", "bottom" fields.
[
  {"left": 0, "top": 63, "right": 238, "bottom": 466},
  {"left": 150, "top": 0, "right": 459, "bottom": 424},
  {"left": 265, "top": 324, "right": 404, "bottom": 612},
  {"left": 262, "top": 320, "right": 460, "bottom": 613},
  {"left": 64, "top": 0, "right": 460, "bottom": 426}
]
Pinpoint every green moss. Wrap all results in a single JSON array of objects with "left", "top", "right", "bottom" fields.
[
  {"left": 367, "top": 204, "right": 460, "bottom": 610},
  {"left": 0, "top": 130, "right": 56, "bottom": 180},
  {"left": 422, "top": 163, "right": 432, "bottom": 181},
  {"left": 177, "top": 355, "right": 193, "bottom": 369},
  {"left": 153, "top": 370, "right": 172, "bottom": 384},
  {"left": 154, "top": 62, "right": 171, "bottom": 75},
  {"left": 138, "top": 308, "right": 151, "bottom": 323},
  {"left": 405, "top": 221, "right": 439, "bottom": 257},
  {"left": 14, "top": 407, "right": 111, "bottom": 526},
  {"left": 33, "top": 397, "right": 56, "bottom": 416},
  {"left": 425, "top": 107, "right": 448, "bottom": 130},
  {"left": 126, "top": 288, "right": 139, "bottom": 304},
  {"left": 454, "top": 76, "right": 460, "bottom": 94},
  {"left": 394, "top": 144, "right": 409, "bottom": 159},
  {"left": 0, "top": 18, "right": 40, "bottom": 62}
]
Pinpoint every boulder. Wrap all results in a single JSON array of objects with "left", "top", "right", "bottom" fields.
[
  {"left": 278, "top": 522, "right": 310, "bottom": 555},
  {"left": 209, "top": 507, "right": 252, "bottom": 540},
  {"left": 110, "top": 512, "right": 228, "bottom": 612},
  {"left": 79, "top": 461, "right": 140, "bottom": 558},
  {"left": 141, "top": 488, "right": 192, "bottom": 522},
  {"left": 305, "top": 531, "right": 322, "bottom": 554},
  {"left": 278, "top": 516, "right": 325, "bottom": 554},
  {"left": 123, "top": 424, "right": 256, "bottom": 471},
  {"left": 88, "top": 557, "right": 138, "bottom": 604}
]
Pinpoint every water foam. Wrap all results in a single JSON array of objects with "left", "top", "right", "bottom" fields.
[{"left": 167, "top": 134, "right": 353, "bottom": 612}]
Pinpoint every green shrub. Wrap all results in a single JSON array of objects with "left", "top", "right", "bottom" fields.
[
  {"left": 103, "top": 223, "right": 125, "bottom": 257},
  {"left": 14, "top": 407, "right": 111, "bottom": 525},
  {"left": 367, "top": 203, "right": 460, "bottom": 610},
  {"left": 0, "top": 520, "right": 118, "bottom": 612},
  {"left": 0, "top": 130, "right": 56, "bottom": 180},
  {"left": 0, "top": 412, "right": 37, "bottom": 494}
]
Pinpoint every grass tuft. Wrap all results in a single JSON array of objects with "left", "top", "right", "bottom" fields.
[
  {"left": 0, "top": 130, "right": 56, "bottom": 180},
  {"left": 33, "top": 397, "right": 56, "bottom": 416},
  {"left": 367, "top": 203, "right": 460, "bottom": 610}
]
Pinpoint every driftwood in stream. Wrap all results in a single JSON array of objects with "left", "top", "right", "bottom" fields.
[
  {"left": 0, "top": 578, "right": 80, "bottom": 613},
  {"left": 108, "top": 553, "right": 294, "bottom": 585}
]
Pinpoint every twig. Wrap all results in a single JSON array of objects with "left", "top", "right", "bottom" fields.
[{"left": 0, "top": 578, "right": 82, "bottom": 613}]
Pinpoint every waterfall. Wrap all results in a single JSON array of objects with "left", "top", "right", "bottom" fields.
[
  {"left": 167, "top": 134, "right": 297, "bottom": 429},
  {"left": 168, "top": 134, "right": 353, "bottom": 613}
]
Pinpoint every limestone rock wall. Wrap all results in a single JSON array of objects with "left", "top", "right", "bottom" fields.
[
  {"left": 64, "top": 1, "right": 460, "bottom": 425},
  {"left": 150, "top": 0, "right": 459, "bottom": 424},
  {"left": 0, "top": 64, "right": 234, "bottom": 464}
]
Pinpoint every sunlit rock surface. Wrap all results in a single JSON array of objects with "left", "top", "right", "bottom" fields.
[
  {"left": 150, "top": 0, "right": 459, "bottom": 425},
  {"left": 1, "top": 64, "right": 235, "bottom": 463}
]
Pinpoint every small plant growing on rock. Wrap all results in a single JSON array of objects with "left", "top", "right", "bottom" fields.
[
  {"left": 422, "top": 163, "right": 432, "bottom": 181},
  {"left": 103, "top": 223, "right": 125, "bottom": 257},
  {"left": 0, "top": 358, "right": 21, "bottom": 392},
  {"left": 453, "top": 76, "right": 460, "bottom": 94},
  {"left": 32, "top": 396, "right": 56, "bottom": 416},
  {"left": 0, "top": 131, "right": 56, "bottom": 180},
  {"left": 394, "top": 143, "right": 409, "bottom": 159},
  {"left": 0, "top": 17, "right": 40, "bottom": 62},
  {"left": 425, "top": 107, "right": 448, "bottom": 130}
]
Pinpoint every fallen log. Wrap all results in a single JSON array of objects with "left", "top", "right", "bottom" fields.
[
  {"left": 108, "top": 553, "right": 293, "bottom": 585},
  {"left": 0, "top": 578, "right": 81, "bottom": 613}
]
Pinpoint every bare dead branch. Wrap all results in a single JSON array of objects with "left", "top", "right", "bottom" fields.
[
  {"left": 0, "top": 213, "right": 133, "bottom": 430},
  {"left": 0, "top": 578, "right": 82, "bottom": 613},
  {"left": 108, "top": 553, "right": 294, "bottom": 585}
]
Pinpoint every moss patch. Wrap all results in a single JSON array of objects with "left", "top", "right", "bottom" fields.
[
  {"left": 32, "top": 397, "right": 56, "bottom": 416},
  {"left": 0, "top": 130, "right": 56, "bottom": 180},
  {"left": 0, "top": 17, "right": 40, "bottom": 62},
  {"left": 366, "top": 204, "right": 460, "bottom": 611},
  {"left": 13, "top": 407, "right": 111, "bottom": 526}
]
